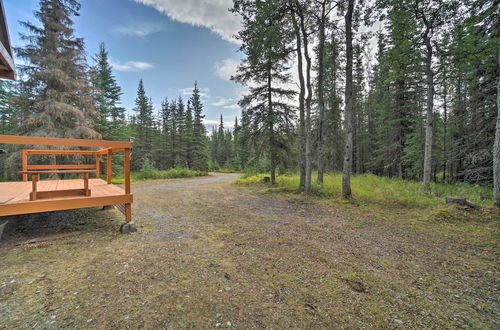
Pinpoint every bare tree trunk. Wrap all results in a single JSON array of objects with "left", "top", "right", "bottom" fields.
[
  {"left": 331, "top": 38, "right": 340, "bottom": 171},
  {"left": 298, "top": 6, "right": 313, "bottom": 193},
  {"left": 422, "top": 26, "right": 434, "bottom": 189},
  {"left": 290, "top": 5, "right": 306, "bottom": 190},
  {"left": 342, "top": 0, "right": 354, "bottom": 198},
  {"left": 317, "top": 0, "right": 327, "bottom": 184},
  {"left": 494, "top": 51, "right": 500, "bottom": 206},
  {"left": 267, "top": 62, "right": 276, "bottom": 184}
]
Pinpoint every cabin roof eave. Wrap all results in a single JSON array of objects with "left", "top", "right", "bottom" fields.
[{"left": 0, "top": 0, "right": 15, "bottom": 80}]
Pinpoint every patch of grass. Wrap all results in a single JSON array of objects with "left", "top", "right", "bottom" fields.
[
  {"left": 213, "top": 228, "right": 233, "bottom": 236},
  {"left": 236, "top": 172, "right": 493, "bottom": 208},
  {"left": 111, "top": 168, "right": 207, "bottom": 184},
  {"left": 237, "top": 172, "right": 500, "bottom": 253},
  {"left": 212, "top": 169, "right": 244, "bottom": 173}
]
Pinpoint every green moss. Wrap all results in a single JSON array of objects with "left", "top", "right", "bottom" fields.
[{"left": 213, "top": 228, "right": 233, "bottom": 236}]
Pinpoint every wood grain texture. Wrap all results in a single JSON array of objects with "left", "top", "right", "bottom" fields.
[
  {"left": 26, "top": 165, "right": 97, "bottom": 170},
  {"left": 0, "top": 134, "right": 132, "bottom": 148},
  {"left": 0, "top": 179, "right": 132, "bottom": 217}
]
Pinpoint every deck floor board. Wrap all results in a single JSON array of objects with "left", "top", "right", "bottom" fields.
[{"left": 0, "top": 179, "right": 132, "bottom": 217}]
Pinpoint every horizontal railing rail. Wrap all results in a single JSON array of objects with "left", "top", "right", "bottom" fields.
[
  {"left": 27, "top": 164, "right": 97, "bottom": 170},
  {"left": 0, "top": 134, "right": 133, "bottom": 222}
]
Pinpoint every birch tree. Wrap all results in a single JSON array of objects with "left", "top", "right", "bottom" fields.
[{"left": 342, "top": 0, "right": 355, "bottom": 198}]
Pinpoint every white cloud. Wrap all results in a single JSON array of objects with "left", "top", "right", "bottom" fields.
[
  {"left": 133, "top": 0, "right": 241, "bottom": 43},
  {"left": 178, "top": 86, "right": 210, "bottom": 98},
  {"left": 114, "top": 21, "right": 168, "bottom": 37},
  {"left": 203, "top": 118, "right": 235, "bottom": 129},
  {"left": 209, "top": 97, "right": 237, "bottom": 107},
  {"left": 210, "top": 99, "right": 229, "bottom": 107},
  {"left": 110, "top": 60, "right": 154, "bottom": 72},
  {"left": 214, "top": 58, "right": 239, "bottom": 81},
  {"left": 223, "top": 104, "right": 239, "bottom": 109}
]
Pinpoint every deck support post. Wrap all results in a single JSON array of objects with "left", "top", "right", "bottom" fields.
[
  {"left": 124, "top": 148, "right": 130, "bottom": 195},
  {"left": 22, "top": 151, "right": 27, "bottom": 182},
  {"left": 125, "top": 204, "right": 132, "bottom": 222},
  {"left": 123, "top": 148, "right": 132, "bottom": 223},
  {"left": 106, "top": 150, "right": 112, "bottom": 184}
]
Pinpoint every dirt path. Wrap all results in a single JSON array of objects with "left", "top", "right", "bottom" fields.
[{"left": 0, "top": 173, "right": 498, "bottom": 328}]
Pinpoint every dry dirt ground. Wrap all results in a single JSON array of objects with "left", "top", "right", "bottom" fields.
[{"left": 0, "top": 173, "right": 498, "bottom": 329}]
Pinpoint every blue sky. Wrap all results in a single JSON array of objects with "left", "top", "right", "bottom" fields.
[{"left": 4, "top": 0, "right": 244, "bottom": 128}]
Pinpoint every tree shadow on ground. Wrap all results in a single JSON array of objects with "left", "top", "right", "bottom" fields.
[{"left": 0, "top": 207, "right": 123, "bottom": 246}]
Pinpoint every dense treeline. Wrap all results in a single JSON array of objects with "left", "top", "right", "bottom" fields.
[
  {"left": 210, "top": 0, "right": 499, "bottom": 204},
  {"left": 0, "top": 0, "right": 498, "bottom": 205},
  {"left": 0, "top": 0, "right": 209, "bottom": 180},
  {"left": 129, "top": 79, "right": 209, "bottom": 172}
]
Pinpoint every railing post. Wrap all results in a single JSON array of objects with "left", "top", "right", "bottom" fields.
[
  {"left": 83, "top": 172, "right": 90, "bottom": 196},
  {"left": 22, "top": 150, "right": 27, "bottom": 182},
  {"left": 30, "top": 174, "right": 38, "bottom": 201},
  {"left": 95, "top": 154, "right": 101, "bottom": 179},
  {"left": 124, "top": 148, "right": 132, "bottom": 222},
  {"left": 107, "top": 150, "right": 112, "bottom": 184},
  {"left": 124, "top": 148, "right": 130, "bottom": 194}
]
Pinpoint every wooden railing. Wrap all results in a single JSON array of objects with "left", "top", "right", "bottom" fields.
[
  {"left": 0, "top": 134, "right": 133, "bottom": 222},
  {"left": 22, "top": 149, "right": 99, "bottom": 182}
]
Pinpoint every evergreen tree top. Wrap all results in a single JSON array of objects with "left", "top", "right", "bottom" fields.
[{"left": 15, "top": 0, "right": 98, "bottom": 140}]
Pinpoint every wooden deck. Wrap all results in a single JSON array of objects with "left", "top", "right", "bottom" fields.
[{"left": 0, "top": 179, "right": 133, "bottom": 217}]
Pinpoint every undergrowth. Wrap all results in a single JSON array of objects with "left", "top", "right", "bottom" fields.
[
  {"left": 211, "top": 169, "right": 244, "bottom": 173},
  {"left": 236, "top": 173, "right": 493, "bottom": 208},
  {"left": 112, "top": 168, "right": 207, "bottom": 183}
]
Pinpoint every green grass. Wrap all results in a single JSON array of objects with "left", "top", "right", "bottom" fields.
[
  {"left": 237, "top": 172, "right": 499, "bottom": 252},
  {"left": 111, "top": 168, "right": 208, "bottom": 184},
  {"left": 236, "top": 173, "right": 493, "bottom": 208},
  {"left": 211, "top": 169, "right": 244, "bottom": 173}
]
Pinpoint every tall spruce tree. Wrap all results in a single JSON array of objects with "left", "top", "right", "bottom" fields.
[
  {"left": 315, "top": 0, "right": 332, "bottom": 184},
  {"left": 366, "top": 0, "right": 423, "bottom": 179},
  {"left": 15, "top": 0, "right": 98, "bottom": 143},
  {"left": 132, "top": 79, "right": 154, "bottom": 170},
  {"left": 232, "top": 0, "right": 297, "bottom": 183},
  {"left": 321, "top": 31, "right": 344, "bottom": 173},
  {"left": 159, "top": 98, "right": 174, "bottom": 169},
  {"left": 175, "top": 96, "right": 187, "bottom": 167},
  {"left": 216, "top": 115, "right": 226, "bottom": 167},
  {"left": 0, "top": 80, "right": 17, "bottom": 135},
  {"left": 91, "top": 42, "right": 125, "bottom": 140},
  {"left": 168, "top": 100, "right": 178, "bottom": 167},
  {"left": 0, "top": 80, "right": 18, "bottom": 180},
  {"left": 190, "top": 82, "right": 209, "bottom": 170},
  {"left": 185, "top": 100, "right": 194, "bottom": 169}
]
